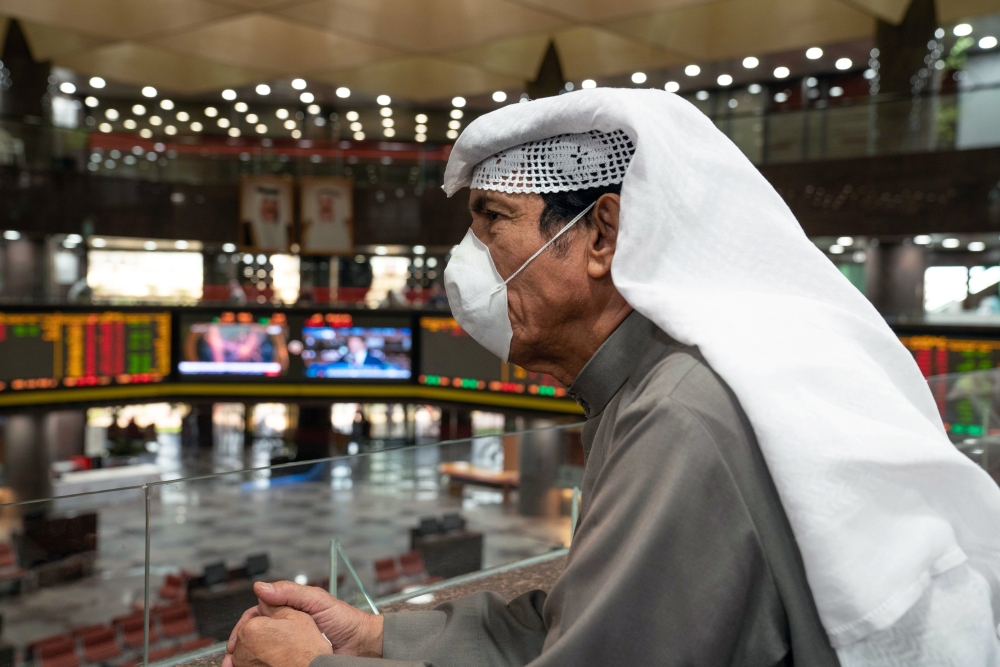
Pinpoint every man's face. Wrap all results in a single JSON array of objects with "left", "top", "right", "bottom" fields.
[
  {"left": 347, "top": 336, "right": 365, "bottom": 353},
  {"left": 467, "top": 189, "right": 598, "bottom": 369}
]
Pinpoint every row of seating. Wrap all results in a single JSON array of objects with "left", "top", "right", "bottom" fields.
[{"left": 29, "top": 603, "right": 208, "bottom": 667}]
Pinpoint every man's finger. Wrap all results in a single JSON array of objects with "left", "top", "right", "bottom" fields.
[
  {"left": 253, "top": 580, "right": 336, "bottom": 613},
  {"left": 269, "top": 606, "right": 312, "bottom": 622},
  {"left": 227, "top": 605, "right": 262, "bottom": 653},
  {"left": 221, "top": 653, "right": 233, "bottom": 667}
]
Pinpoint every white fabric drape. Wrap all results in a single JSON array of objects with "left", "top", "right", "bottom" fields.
[{"left": 442, "top": 88, "right": 1000, "bottom": 653}]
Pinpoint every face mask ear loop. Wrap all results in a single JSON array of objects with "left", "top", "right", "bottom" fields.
[{"left": 490, "top": 200, "right": 597, "bottom": 295}]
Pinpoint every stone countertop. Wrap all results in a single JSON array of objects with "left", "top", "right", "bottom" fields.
[{"left": 172, "top": 553, "right": 567, "bottom": 667}]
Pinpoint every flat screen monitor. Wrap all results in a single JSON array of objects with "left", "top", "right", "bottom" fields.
[
  {"left": 418, "top": 317, "right": 566, "bottom": 397},
  {"left": 0, "top": 311, "right": 171, "bottom": 392},
  {"left": 299, "top": 312, "right": 411, "bottom": 380},
  {"left": 178, "top": 311, "right": 290, "bottom": 377}
]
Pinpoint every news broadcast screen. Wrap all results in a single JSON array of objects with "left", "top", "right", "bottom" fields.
[
  {"left": 178, "top": 312, "right": 290, "bottom": 377},
  {"left": 298, "top": 312, "right": 411, "bottom": 380}
]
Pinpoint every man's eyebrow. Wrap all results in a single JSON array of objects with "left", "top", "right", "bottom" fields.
[{"left": 469, "top": 192, "right": 510, "bottom": 215}]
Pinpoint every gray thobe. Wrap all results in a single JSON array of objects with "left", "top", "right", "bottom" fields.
[{"left": 313, "top": 312, "right": 840, "bottom": 667}]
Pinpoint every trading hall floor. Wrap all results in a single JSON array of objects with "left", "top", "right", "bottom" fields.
[{"left": 2, "top": 444, "right": 571, "bottom": 647}]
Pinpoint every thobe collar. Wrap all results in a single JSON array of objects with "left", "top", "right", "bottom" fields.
[{"left": 568, "top": 310, "right": 658, "bottom": 418}]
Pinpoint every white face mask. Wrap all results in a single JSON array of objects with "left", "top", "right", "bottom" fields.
[{"left": 443, "top": 200, "right": 596, "bottom": 362}]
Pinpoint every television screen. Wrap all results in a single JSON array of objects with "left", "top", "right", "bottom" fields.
[
  {"left": 300, "top": 321, "right": 411, "bottom": 380},
  {"left": 179, "top": 312, "right": 289, "bottom": 376}
]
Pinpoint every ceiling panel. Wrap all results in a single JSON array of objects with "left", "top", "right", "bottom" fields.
[
  {"left": 279, "top": 0, "right": 566, "bottom": 53},
  {"left": 56, "top": 42, "right": 267, "bottom": 93},
  {"left": 935, "top": 0, "right": 1000, "bottom": 22},
  {"left": 445, "top": 32, "right": 552, "bottom": 80},
  {"left": 152, "top": 13, "right": 398, "bottom": 75},
  {"left": 19, "top": 21, "right": 109, "bottom": 60},
  {"left": 553, "top": 26, "right": 682, "bottom": 80},
  {"left": 313, "top": 56, "right": 522, "bottom": 101},
  {"left": 610, "top": 0, "right": 874, "bottom": 61},
  {"left": 836, "top": 0, "right": 911, "bottom": 23},
  {"left": 511, "top": 0, "right": 718, "bottom": 22},
  {"left": 0, "top": 0, "right": 238, "bottom": 40}
]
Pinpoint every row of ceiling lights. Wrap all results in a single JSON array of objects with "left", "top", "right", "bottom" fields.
[{"left": 826, "top": 235, "right": 998, "bottom": 256}]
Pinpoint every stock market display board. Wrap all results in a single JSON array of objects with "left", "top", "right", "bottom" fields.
[
  {"left": 418, "top": 317, "right": 567, "bottom": 397},
  {"left": 898, "top": 334, "right": 1000, "bottom": 377},
  {"left": 0, "top": 312, "right": 171, "bottom": 391}
]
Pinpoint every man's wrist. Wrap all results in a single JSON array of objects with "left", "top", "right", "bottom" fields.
[{"left": 356, "top": 614, "right": 384, "bottom": 658}]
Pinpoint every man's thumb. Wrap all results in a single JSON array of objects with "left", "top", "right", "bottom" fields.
[{"left": 254, "top": 580, "right": 332, "bottom": 612}]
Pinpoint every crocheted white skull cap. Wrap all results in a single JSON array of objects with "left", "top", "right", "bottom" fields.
[{"left": 469, "top": 128, "right": 635, "bottom": 194}]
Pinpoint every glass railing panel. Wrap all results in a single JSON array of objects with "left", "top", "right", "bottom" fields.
[
  {"left": 0, "top": 488, "right": 151, "bottom": 667},
  {"left": 726, "top": 114, "right": 765, "bottom": 165},
  {"left": 158, "top": 423, "right": 584, "bottom": 664},
  {"left": 764, "top": 110, "right": 807, "bottom": 163},
  {"left": 821, "top": 103, "right": 874, "bottom": 159}
]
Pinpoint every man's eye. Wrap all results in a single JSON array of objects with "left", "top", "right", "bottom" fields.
[{"left": 485, "top": 210, "right": 501, "bottom": 221}]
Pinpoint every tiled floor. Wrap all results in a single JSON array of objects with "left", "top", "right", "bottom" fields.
[{"left": 1, "top": 440, "right": 571, "bottom": 654}]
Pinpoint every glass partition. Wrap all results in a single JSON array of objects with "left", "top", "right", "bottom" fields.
[
  {"left": 926, "top": 369, "right": 1000, "bottom": 487},
  {"left": 0, "top": 487, "right": 151, "bottom": 667},
  {"left": 141, "top": 423, "right": 583, "bottom": 664}
]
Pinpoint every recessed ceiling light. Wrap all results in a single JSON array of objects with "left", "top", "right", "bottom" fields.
[
  {"left": 829, "top": 244, "right": 844, "bottom": 254},
  {"left": 837, "top": 236, "right": 854, "bottom": 246},
  {"left": 451, "top": 96, "right": 466, "bottom": 108},
  {"left": 631, "top": 71, "right": 647, "bottom": 84},
  {"left": 942, "top": 238, "right": 960, "bottom": 248},
  {"left": 748, "top": 83, "right": 762, "bottom": 94},
  {"left": 228, "top": 127, "right": 240, "bottom": 137},
  {"left": 415, "top": 113, "right": 427, "bottom": 123},
  {"left": 89, "top": 77, "right": 106, "bottom": 88},
  {"left": 142, "top": 86, "right": 157, "bottom": 98},
  {"left": 913, "top": 235, "right": 932, "bottom": 245},
  {"left": 160, "top": 99, "right": 174, "bottom": 110},
  {"left": 835, "top": 58, "right": 853, "bottom": 70},
  {"left": 256, "top": 124, "right": 267, "bottom": 134},
  {"left": 307, "top": 104, "right": 320, "bottom": 114},
  {"left": 969, "top": 241, "right": 986, "bottom": 251},
  {"left": 222, "top": 89, "right": 237, "bottom": 101},
  {"left": 234, "top": 102, "right": 248, "bottom": 112},
  {"left": 450, "top": 109, "right": 463, "bottom": 119},
  {"left": 492, "top": 91, "right": 507, "bottom": 102},
  {"left": 105, "top": 108, "right": 119, "bottom": 120},
  {"left": 346, "top": 111, "right": 359, "bottom": 121},
  {"left": 665, "top": 81, "right": 680, "bottom": 93},
  {"left": 980, "top": 36, "right": 998, "bottom": 49},
  {"left": 132, "top": 104, "right": 146, "bottom": 115},
  {"left": 830, "top": 86, "right": 844, "bottom": 97},
  {"left": 336, "top": 87, "right": 350, "bottom": 98},
  {"left": 684, "top": 64, "right": 701, "bottom": 76},
  {"left": 717, "top": 74, "right": 733, "bottom": 86},
  {"left": 291, "top": 78, "right": 307, "bottom": 90},
  {"left": 953, "top": 23, "right": 972, "bottom": 37},
  {"left": 696, "top": 91, "right": 709, "bottom": 101},
  {"left": 276, "top": 108, "right": 289, "bottom": 119},
  {"left": 283, "top": 119, "right": 296, "bottom": 130},
  {"left": 377, "top": 94, "right": 392, "bottom": 106},
  {"left": 190, "top": 122, "right": 202, "bottom": 132},
  {"left": 255, "top": 84, "right": 271, "bottom": 95},
  {"left": 59, "top": 82, "right": 76, "bottom": 94},
  {"left": 299, "top": 92, "right": 314, "bottom": 103},
  {"left": 353, "top": 131, "right": 365, "bottom": 140},
  {"left": 581, "top": 79, "right": 597, "bottom": 89},
  {"left": 381, "top": 107, "right": 393, "bottom": 117},
  {"left": 205, "top": 106, "right": 218, "bottom": 117},
  {"left": 176, "top": 111, "right": 190, "bottom": 122},
  {"left": 85, "top": 96, "right": 98, "bottom": 107},
  {"left": 742, "top": 56, "right": 759, "bottom": 69},
  {"left": 805, "top": 47, "right": 823, "bottom": 60},
  {"left": 774, "top": 66, "right": 790, "bottom": 78}
]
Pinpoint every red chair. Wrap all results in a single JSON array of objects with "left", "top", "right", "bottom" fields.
[
  {"left": 81, "top": 627, "right": 120, "bottom": 663},
  {"left": 179, "top": 637, "right": 216, "bottom": 651},
  {"left": 114, "top": 613, "right": 158, "bottom": 649},
  {"left": 374, "top": 557, "right": 400, "bottom": 583},
  {"left": 33, "top": 636, "right": 79, "bottom": 667},
  {"left": 159, "top": 603, "right": 196, "bottom": 639},
  {"left": 399, "top": 551, "right": 426, "bottom": 577},
  {"left": 158, "top": 572, "right": 190, "bottom": 601}
]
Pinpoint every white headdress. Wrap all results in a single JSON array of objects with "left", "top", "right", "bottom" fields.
[{"left": 443, "top": 89, "right": 1000, "bottom": 654}]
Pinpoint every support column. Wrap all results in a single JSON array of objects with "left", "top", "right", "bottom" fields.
[
  {"left": 517, "top": 418, "right": 560, "bottom": 517},
  {"left": 3, "top": 413, "right": 52, "bottom": 505},
  {"left": 866, "top": 241, "right": 927, "bottom": 318}
]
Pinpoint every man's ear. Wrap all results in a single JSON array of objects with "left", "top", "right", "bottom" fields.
[{"left": 587, "top": 193, "right": 620, "bottom": 279}]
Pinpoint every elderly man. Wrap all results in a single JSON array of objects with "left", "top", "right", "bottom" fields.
[{"left": 227, "top": 89, "right": 1000, "bottom": 667}]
